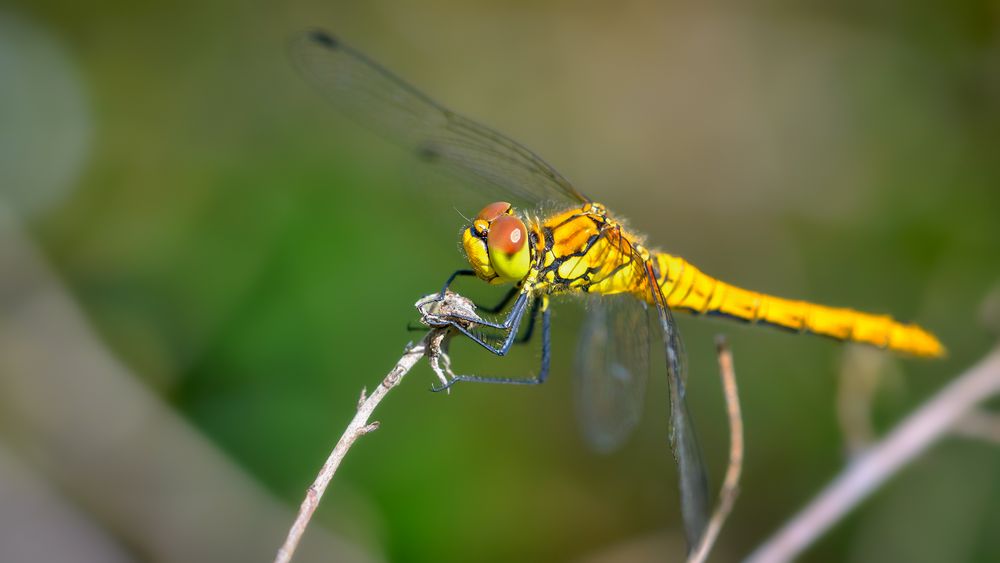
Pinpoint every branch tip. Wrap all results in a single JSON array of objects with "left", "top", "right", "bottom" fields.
[
  {"left": 274, "top": 291, "right": 480, "bottom": 563},
  {"left": 715, "top": 334, "right": 729, "bottom": 351}
]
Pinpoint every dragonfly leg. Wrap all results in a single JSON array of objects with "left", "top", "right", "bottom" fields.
[
  {"left": 515, "top": 297, "right": 542, "bottom": 344},
  {"left": 410, "top": 275, "right": 517, "bottom": 334},
  {"left": 431, "top": 306, "right": 551, "bottom": 392},
  {"left": 409, "top": 289, "right": 534, "bottom": 338},
  {"left": 437, "top": 270, "right": 523, "bottom": 314},
  {"left": 437, "top": 269, "right": 477, "bottom": 298},
  {"left": 440, "top": 291, "right": 532, "bottom": 351},
  {"left": 432, "top": 269, "right": 528, "bottom": 331},
  {"left": 478, "top": 286, "right": 520, "bottom": 314}
]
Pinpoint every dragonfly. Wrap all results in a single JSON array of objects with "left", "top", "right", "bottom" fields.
[{"left": 291, "top": 29, "right": 946, "bottom": 550}]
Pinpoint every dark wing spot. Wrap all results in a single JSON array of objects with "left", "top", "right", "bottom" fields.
[
  {"left": 416, "top": 143, "right": 441, "bottom": 162},
  {"left": 308, "top": 29, "right": 339, "bottom": 49}
]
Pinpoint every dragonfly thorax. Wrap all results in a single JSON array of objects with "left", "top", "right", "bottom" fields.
[{"left": 462, "top": 201, "right": 535, "bottom": 285}]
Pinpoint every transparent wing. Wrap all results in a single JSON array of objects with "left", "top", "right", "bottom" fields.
[
  {"left": 574, "top": 293, "right": 650, "bottom": 453},
  {"left": 645, "top": 262, "right": 709, "bottom": 550},
  {"left": 291, "top": 30, "right": 589, "bottom": 208}
]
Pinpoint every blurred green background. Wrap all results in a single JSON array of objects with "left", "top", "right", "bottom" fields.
[{"left": 2, "top": 1, "right": 999, "bottom": 561}]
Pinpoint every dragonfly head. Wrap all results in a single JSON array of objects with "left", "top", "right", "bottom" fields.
[{"left": 462, "top": 201, "right": 532, "bottom": 285}]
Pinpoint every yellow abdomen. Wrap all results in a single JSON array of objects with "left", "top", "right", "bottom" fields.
[
  {"left": 650, "top": 254, "right": 945, "bottom": 358},
  {"left": 533, "top": 204, "right": 944, "bottom": 358}
]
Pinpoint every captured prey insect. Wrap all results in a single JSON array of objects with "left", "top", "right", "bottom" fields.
[{"left": 291, "top": 29, "right": 945, "bottom": 549}]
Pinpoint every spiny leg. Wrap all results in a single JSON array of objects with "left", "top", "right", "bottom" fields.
[
  {"left": 432, "top": 304, "right": 551, "bottom": 392},
  {"left": 515, "top": 297, "right": 542, "bottom": 344},
  {"left": 415, "top": 290, "right": 540, "bottom": 344},
  {"left": 442, "top": 291, "right": 532, "bottom": 353},
  {"left": 438, "top": 269, "right": 477, "bottom": 297},
  {"left": 480, "top": 286, "right": 521, "bottom": 314},
  {"left": 407, "top": 283, "right": 521, "bottom": 333},
  {"left": 437, "top": 269, "right": 520, "bottom": 312},
  {"left": 406, "top": 269, "right": 480, "bottom": 333},
  {"left": 436, "top": 269, "right": 528, "bottom": 330}
]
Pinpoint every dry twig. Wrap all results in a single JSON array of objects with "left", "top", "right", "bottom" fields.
[
  {"left": 687, "top": 336, "right": 744, "bottom": 563},
  {"left": 747, "top": 346, "right": 1000, "bottom": 563},
  {"left": 273, "top": 292, "right": 477, "bottom": 563}
]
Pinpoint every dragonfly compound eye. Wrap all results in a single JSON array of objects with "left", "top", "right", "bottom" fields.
[
  {"left": 476, "top": 201, "right": 512, "bottom": 222},
  {"left": 486, "top": 214, "right": 530, "bottom": 282}
]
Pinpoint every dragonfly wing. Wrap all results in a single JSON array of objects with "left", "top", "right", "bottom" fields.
[
  {"left": 574, "top": 293, "right": 650, "bottom": 453},
  {"left": 646, "top": 264, "right": 709, "bottom": 550},
  {"left": 291, "top": 30, "right": 589, "bottom": 208}
]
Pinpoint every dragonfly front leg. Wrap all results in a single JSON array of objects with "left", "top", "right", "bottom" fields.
[
  {"left": 440, "top": 290, "right": 532, "bottom": 355},
  {"left": 458, "top": 286, "right": 540, "bottom": 345},
  {"left": 479, "top": 286, "right": 520, "bottom": 314},
  {"left": 438, "top": 270, "right": 528, "bottom": 332},
  {"left": 447, "top": 293, "right": 542, "bottom": 350},
  {"left": 408, "top": 287, "right": 536, "bottom": 337},
  {"left": 514, "top": 297, "right": 541, "bottom": 344},
  {"left": 432, "top": 304, "right": 551, "bottom": 392},
  {"left": 437, "top": 269, "right": 476, "bottom": 298},
  {"left": 409, "top": 271, "right": 519, "bottom": 333}
]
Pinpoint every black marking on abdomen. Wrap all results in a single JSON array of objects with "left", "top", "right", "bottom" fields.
[
  {"left": 706, "top": 310, "right": 751, "bottom": 324},
  {"left": 756, "top": 319, "right": 803, "bottom": 334}
]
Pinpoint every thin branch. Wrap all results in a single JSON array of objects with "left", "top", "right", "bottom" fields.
[
  {"left": 687, "top": 336, "right": 744, "bottom": 563},
  {"left": 274, "top": 292, "right": 476, "bottom": 563},
  {"left": 747, "top": 346, "right": 1000, "bottom": 563},
  {"left": 273, "top": 339, "right": 425, "bottom": 563}
]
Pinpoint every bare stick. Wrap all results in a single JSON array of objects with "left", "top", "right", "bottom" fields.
[
  {"left": 747, "top": 346, "right": 1000, "bottom": 563},
  {"left": 273, "top": 339, "right": 425, "bottom": 563},
  {"left": 274, "top": 292, "right": 476, "bottom": 563},
  {"left": 687, "top": 336, "right": 744, "bottom": 563}
]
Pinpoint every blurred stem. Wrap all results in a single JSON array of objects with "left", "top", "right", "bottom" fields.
[
  {"left": 747, "top": 345, "right": 1000, "bottom": 563},
  {"left": 687, "top": 336, "right": 744, "bottom": 563}
]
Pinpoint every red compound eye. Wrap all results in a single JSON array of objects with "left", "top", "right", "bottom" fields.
[
  {"left": 487, "top": 215, "right": 527, "bottom": 255},
  {"left": 476, "top": 201, "right": 512, "bottom": 222}
]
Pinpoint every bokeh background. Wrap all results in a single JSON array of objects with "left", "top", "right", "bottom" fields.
[{"left": 2, "top": 1, "right": 999, "bottom": 561}]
